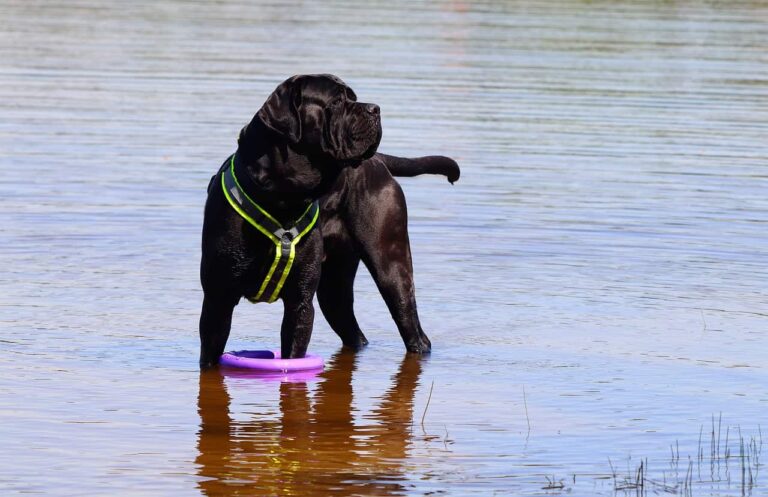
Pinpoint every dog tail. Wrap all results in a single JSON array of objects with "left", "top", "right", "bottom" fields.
[{"left": 380, "top": 154, "right": 460, "bottom": 184}]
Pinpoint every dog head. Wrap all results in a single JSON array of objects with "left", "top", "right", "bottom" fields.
[{"left": 253, "top": 74, "right": 382, "bottom": 162}]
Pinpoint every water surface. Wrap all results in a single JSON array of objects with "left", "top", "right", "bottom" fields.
[{"left": 1, "top": 1, "right": 767, "bottom": 495}]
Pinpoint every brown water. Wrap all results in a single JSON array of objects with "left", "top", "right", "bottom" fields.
[{"left": 1, "top": 1, "right": 767, "bottom": 495}]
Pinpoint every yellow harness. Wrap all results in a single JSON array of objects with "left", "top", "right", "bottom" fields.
[{"left": 221, "top": 155, "right": 320, "bottom": 303}]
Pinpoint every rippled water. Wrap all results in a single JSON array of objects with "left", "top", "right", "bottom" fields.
[{"left": 1, "top": 1, "right": 767, "bottom": 495}]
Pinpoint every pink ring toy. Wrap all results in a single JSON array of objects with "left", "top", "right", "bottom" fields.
[{"left": 220, "top": 350, "right": 324, "bottom": 373}]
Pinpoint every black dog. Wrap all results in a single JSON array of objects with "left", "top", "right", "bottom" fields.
[{"left": 199, "top": 74, "right": 459, "bottom": 368}]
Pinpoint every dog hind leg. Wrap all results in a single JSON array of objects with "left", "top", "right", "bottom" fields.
[
  {"left": 318, "top": 253, "right": 369, "bottom": 350},
  {"left": 362, "top": 243, "right": 431, "bottom": 354},
  {"left": 354, "top": 181, "right": 431, "bottom": 354}
]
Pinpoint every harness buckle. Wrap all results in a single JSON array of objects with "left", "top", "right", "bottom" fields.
[
  {"left": 275, "top": 227, "right": 299, "bottom": 244},
  {"left": 275, "top": 227, "right": 300, "bottom": 257}
]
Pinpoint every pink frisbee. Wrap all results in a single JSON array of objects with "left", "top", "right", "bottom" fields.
[{"left": 220, "top": 350, "right": 324, "bottom": 373}]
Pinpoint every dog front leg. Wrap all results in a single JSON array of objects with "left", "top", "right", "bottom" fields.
[
  {"left": 199, "top": 293, "right": 239, "bottom": 369},
  {"left": 281, "top": 297, "right": 315, "bottom": 359}
]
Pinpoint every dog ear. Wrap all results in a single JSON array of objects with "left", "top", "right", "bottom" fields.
[{"left": 256, "top": 75, "right": 302, "bottom": 144}]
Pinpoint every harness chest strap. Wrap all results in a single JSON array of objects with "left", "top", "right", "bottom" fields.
[{"left": 221, "top": 155, "right": 320, "bottom": 303}]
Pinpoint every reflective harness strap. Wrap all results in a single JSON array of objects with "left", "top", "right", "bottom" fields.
[{"left": 221, "top": 154, "right": 320, "bottom": 303}]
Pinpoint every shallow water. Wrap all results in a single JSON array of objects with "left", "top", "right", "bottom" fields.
[{"left": 1, "top": 1, "right": 767, "bottom": 495}]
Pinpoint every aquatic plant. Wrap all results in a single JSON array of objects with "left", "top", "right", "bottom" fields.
[{"left": 609, "top": 414, "right": 762, "bottom": 496}]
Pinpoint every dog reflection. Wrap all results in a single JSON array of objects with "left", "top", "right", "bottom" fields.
[{"left": 196, "top": 351, "right": 424, "bottom": 496}]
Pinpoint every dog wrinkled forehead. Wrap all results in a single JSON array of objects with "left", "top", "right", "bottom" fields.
[
  {"left": 255, "top": 74, "right": 358, "bottom": 144},
  {"left": 295, "top": 74, "right": 357, "bottom": 101}
]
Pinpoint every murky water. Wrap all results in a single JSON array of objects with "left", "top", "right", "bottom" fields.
[{"left": 1, "top": 1, "right": 767, "bottom": 495}]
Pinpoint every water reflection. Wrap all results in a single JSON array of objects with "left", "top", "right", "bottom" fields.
[{"left": 196, "top": 351, "right": 427, "bottom": 496}]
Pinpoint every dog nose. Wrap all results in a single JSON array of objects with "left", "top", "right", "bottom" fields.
[{"left": 365, "top": 103, "right": 380, "bottom": 116}]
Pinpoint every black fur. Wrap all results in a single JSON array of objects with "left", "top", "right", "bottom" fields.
[{"left": 199, "top": 74, "right": 459, "bottom": 368}]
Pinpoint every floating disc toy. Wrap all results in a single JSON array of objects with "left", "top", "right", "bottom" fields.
[
  {"left": 220, "top": 350, "right": 324, "bottom": 373},
  {"left": 220, "top": 367, "right": 323, "bottom": 383}
]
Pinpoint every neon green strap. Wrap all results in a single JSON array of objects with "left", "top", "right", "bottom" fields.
[{"left": 221, "top": 155, "right": 320, "bottom": 303}]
